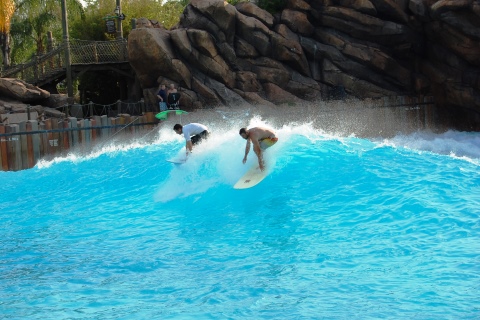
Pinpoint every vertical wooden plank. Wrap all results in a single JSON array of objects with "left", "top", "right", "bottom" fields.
[
  {"left": 111, "top": 118, "right": 117, "bottom": 135},
  {"left": 136, "top": 115, "right": 143, "bottom": 133},
  {"left": 84, "top": 119, "right": 91, "bottom": 148},
  {"left": 63, "top": 119, "right": 70, "bottom": 151},
  {"left": 107, "top": 116, "right": 112, "bottom": 137},
  {"left": 141, "top": 114, "right": 147, "bottom": 132},
  {"left": 45, "top": 118, "right": 53, "bottom": 156},
  {"left": 45, "top": 119, "right": 58, "bottom": 156},
  {"left": 136, "top": 116, "right": 140, "bottom": 134},
  {"left": 28, "top": 120, "right": 40, "bottom": 168},
  {"left": 93, "top": 115, "right": 102, "bottom": 139},
  {"left": 116, "top": 115, "right": 125, "bottom": 138},
  {"left": 90, "top": 118, "right": 97, "bottom": 141},
  {"left": 124, "top": 115, "right": 133, "bottom": 134},
  {"left": 131, "top": 115, "right": 137, "bottom": 134},
  {"left": 117, "top": 115, "right": 125, "bottom": 127},
  {"left": 6, "top": 124, "right": 21, "bottom": 171},
  {"left": 18, "top": 122, "right": 28, "bottom": 170},
  {"left": 130, "top": 115, "right": 136, "bottom": 134},
  {"left": 145, "top": 112, "right": 154, "bottom": 129},
  {"left": 77, "top": 119, "right": 84, "bottom": 145},
  {"left": 101, "top": 115, "right": 108, "bottom": 138},
  {"left": 39, "top": 121, "right": 47, "bottom": 159},
  {"left": 0, "top": 126, "right": 3, "bottom": 171},
  {"left": 69, "top": 117, "right": 78, "bottom": 148},
  {"left": 0, "top": 125, "right": 9, "bottom": 171},
  {"left": 50, "top": 119, "right": 61, "bottom": 156},
  {"left": 26, "top": 121, "right": 34, "bottom": 168}
]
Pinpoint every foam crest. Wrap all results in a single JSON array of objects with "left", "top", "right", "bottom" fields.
[
  {"left": 35, "top": 139, "right": 153, "bottom": 169},
  {"left": 34, "top": 107, "right": 480, "bottom": 172},
  {"left": 378, "top": 130, "right": 480, "bottom": 164}
]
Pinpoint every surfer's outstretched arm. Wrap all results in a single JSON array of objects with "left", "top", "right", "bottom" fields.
[{"left": 243, "top": 140, "right": 251, "bottom": 164}]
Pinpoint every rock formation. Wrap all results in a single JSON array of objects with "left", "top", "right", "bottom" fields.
[
  {"left": 0, "top": 78, "right": 67, "bottom": 123},
  {"left": 0, "top": 78, "right": 50, "bottom": 102},
  {"left": 128, "top": 0, "right": 480, "bottom": 130}
]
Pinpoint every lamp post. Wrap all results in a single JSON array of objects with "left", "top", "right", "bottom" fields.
[{"left": 114, "top": 0, "right": 123, "bottom": 39}]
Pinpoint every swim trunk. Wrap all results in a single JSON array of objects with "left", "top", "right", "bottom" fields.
[
  {"left": 259, "top": 137, "right": 278, "bottom": 150},
  {"left": 191, "top": 130, "right": 210, "bottom": 145}
]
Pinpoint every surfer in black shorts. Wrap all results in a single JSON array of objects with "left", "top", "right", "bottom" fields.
[
  {"left": 239, "top": 127, "right": 278, "bottom": 171},
  {"left": 174, "top": 123, "right": 210, "bottom": 155}
]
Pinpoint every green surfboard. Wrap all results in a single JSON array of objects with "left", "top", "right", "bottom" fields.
[{"left": 155, "top": 110, "right": 188, "bottom": 120}]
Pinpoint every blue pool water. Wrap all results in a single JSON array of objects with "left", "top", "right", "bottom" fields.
[{"left": 1, "top": 115, "right": 479, "bottom": 319}]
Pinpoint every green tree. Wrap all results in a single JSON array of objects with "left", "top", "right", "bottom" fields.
[
  {"left": 160, "top": 0, "right": 186, "bottom": 29},
  {"left": 0, "top": 0, "right": 15, "bottom": 67},
  {"left": 70, "top": 0, "right": 188, "bottom": 103},
  {"left": 9, "top": 0, "right": 84, "bottom": 63},
  {"left": 70, "top": 0, "right": 186, "bottom": 40}
]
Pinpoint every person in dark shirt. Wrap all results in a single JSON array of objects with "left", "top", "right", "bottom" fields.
[{"left": 157, "top": 84, "right": 167, "bottom": 111}]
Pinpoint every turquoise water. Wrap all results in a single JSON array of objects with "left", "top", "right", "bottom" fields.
[{"left": 1, "top": 117, "right": 479, "bottom": 319}]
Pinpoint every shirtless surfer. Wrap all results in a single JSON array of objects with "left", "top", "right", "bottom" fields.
[{"left": 239, "top": 127, "right": 278, "bottom": 171}]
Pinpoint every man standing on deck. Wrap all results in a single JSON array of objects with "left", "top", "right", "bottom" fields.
[
  {"left": 174, "top": 123, "right": 210, "bottom": 156},
  {"left": 239, "top": 127, "right": 278, "bottom": 171},
  {"left": 156, "top": 84, "right": 167, "bottom": 111}
]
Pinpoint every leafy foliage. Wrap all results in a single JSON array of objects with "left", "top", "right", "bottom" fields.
[
  {"left": 70, "top": 0, "right": 186, "bottom": 40},
  {"left": 160, "top": 1, "right": 186, "bottom": 29},
  {"left": 8, "top": 0, "right": 84, "bottom": 63}
]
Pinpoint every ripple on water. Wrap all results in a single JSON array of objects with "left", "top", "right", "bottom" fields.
[{"left": 1, "top": 127, "right": 479, "bottom": 319}]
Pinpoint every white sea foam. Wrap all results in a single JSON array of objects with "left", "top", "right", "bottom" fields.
[
  {"left": 378, "top": 130, "right": 480, "bottom": 164},
  {"left": 34, "top": 104, "right": 480, "bottom": 171}
]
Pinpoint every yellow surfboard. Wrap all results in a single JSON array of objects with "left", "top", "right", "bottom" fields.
[{"left": 233, "top": 165, "right": 268, "bottom": 189}]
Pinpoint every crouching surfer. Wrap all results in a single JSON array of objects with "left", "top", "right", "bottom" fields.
[{"left": 239, "top": 127, "right": 278, "bottom": 171}]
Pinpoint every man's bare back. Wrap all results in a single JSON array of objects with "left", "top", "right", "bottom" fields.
[{"left": 239, "top": 127, "right": 278, "bottom": 171}]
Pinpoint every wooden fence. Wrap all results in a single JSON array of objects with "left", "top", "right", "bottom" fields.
[{"left": 0, "top": 112, "right": 157, "bottom": 171}]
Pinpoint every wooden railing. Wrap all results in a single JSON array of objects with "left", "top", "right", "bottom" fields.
[{"left": 0, "top": 39, "right": 128, "bottom": 86}]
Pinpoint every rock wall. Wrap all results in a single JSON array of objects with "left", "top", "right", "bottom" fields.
[
  {"left": 0, "top": 78, "right": 69, "bottom": 124},
  {"left": 128, "top": 0, "right": 480, "bottom": 130}
]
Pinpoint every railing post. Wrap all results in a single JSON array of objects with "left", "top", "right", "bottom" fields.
[
  {"left": 117, "top": 100, "right": 122, "bottom": 115},
  {"left": 140, "top": 98, "right": 145, "bottom": 114},
  {"left": 89, "top": 101, "right": 94, "bottom": 117},
  {"left": 27, "top": 104, "right": 31, "bottom": 120}
]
